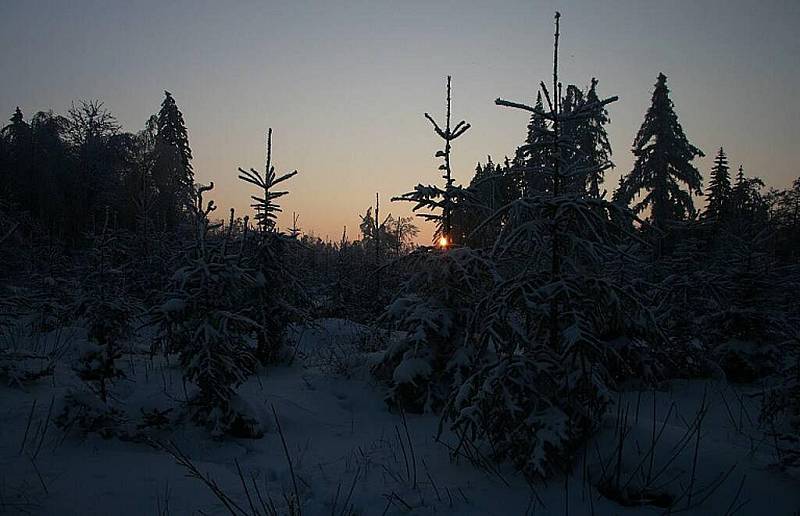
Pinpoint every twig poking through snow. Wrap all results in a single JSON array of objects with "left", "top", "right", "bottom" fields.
[{"left": 271, "top": 404, "right": 302, "bottom": 516}]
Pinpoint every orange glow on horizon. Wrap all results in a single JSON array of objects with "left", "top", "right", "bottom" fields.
[{"left": 438, "top": 236, "right": 449, "bottom": 248}]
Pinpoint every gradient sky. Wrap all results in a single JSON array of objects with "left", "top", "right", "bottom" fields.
[{"left": 2, "top": 0, "right": 798, "bottom": 242}]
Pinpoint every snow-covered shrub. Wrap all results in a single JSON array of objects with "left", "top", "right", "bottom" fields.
[
  {"left": 241, "top": 230, "right": 306, "bottom": 365},
  {"left": 649, "top": 232, "right": 721, "bottom": 344},
  {"left": 442, "top": 198, "right": 658, "bottom": 478},
  {"left": 454, "top": 263, "right": 659, "bottom": 471},
  {"left": 714, "top": 339, "right": 779, "bottom": 383},
  {"left": 150, "top": 184, "right": 263, "bottom": 437},
  {"left": 73, "top": 297, "right": 129, "bottom": 402},
  {"left": 0, "top": 348, "right": 55, "bottom": 386},
  {"left": 0, "top": 306, "right": 57, "bottom": 387},
  {"left": 13, "top": 274, "right": 79, "bottom": 334},
  {"left": 376, "top": 76, "right": 493, "bottom": 412},
  {"left": 466, "top": 195, "right": 664, "bottom": 422},
  {"left": 315, "top": 235, "right": 406, "bottom": 323},
  {"left": 439, "top": 23, "right": 667, "bottom": 479},
  {"left": 57, "top": 214, "right": 133, "bottom": 436},
  {"left": 0, "top": 197, "right": 23, "bottom": 278},
  {"left": 605, "top": 337, "right": 666, "bottom": 386},
  {"left": 760, "top": 328, "right": 800, "bottom": 470},
  {"left": 137, "top": 407, "right": 174, "bottom": 431},
  {"left": 696, "top": 231, "right": 793, "bottom": 381},
  {"left": 375, "top": 247, "right": 496, "bottom": 412},
  {"left": 643, "top": 227, "right": 777, "bottom": 380},
  {"left": 123, "top": 228, "right": 181, "bottom": 307},
  {"left": 55, "top": 391, "right": 128, "bottom": 439},
  {"left": 443, "top": 353, "right": 573, "bottom": 480}
]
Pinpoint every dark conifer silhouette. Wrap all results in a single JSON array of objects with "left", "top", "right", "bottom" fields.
[
  {"left": 394, "top": 76, "right": 470, "bottom": 246},
  {"left": 152, "top": 91, "right": 194, "bottom": 229},
  {"left": 730, "top": 164, "right": 766, "bottom": 223},
  {"left": 3, "top": 107, "right": 28, "bottom": 144},
  {"left": 769, "top": 176, "right": 800, "bottom": 261},
  {"left": 576, "top": 78, "right": 613, "bottom": 197},
  {"left": 516, "top": 92, "right": 552, "bottom": 196},
  {"left": 617, "top": 73, "right": 704, "bottom": 230},
  {"left": 458, "top": 157, "right": 516, "bottom": 246},
  {"left": 1, "top": 108, "right": 31, "bottom": 205},
  {"left": 513, "top": 78, "right": 612, "bottom": 198},
  {"left": 238, "top": 128, "right": 298, "bottom": 234},
  {"left": 702, "top": 147, "right": 731, "bottom": 223}
]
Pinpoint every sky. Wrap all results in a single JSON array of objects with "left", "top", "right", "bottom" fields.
[{"left": 2, "top": 0, "right": 798, "bottom": 243}]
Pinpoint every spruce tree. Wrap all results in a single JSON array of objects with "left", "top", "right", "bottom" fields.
[
  {"left": 731, "top": 164, "right": 766, "bottom": 222},
  {"left": 152, "top": 91, "right": 194, "bottom": 229},
  {"left": 617, "top": 73, "right": 704, "bottom": 229},
  {"left": 702, "top": 147, "right": 731, "bottom": 223},
  {"left": 559, "top": 84, "right": 586, "bottom": 194},
  {"left": 444, "top": 13, "right": 660, "bottom": 479},
  {"left": 73, "top": 214, "right": 129, "bottom": 404},
  {"left": 516, "top": 92, "right": 552, "bottom": 196},
  {"left": 358, "top": 204, "right": 392, "bottom": 254},
  {"left": 3, "top": 108, "right": 28, "bottom": 143},
  {"left": 733, "top": 164, "right": 746, "bottom": 207},
  {"left": 577, "top": 78, "right": 613, "bottom": 197},
  {"left": 238, "top": 128, "right": 298, "bottom": 234},
  {"left": 152, "top": 184, "right": 262, "bottom": 436},
  {"left": 516, "top": 79, "right": 611, "bottom": 198},
  {"left": 237, "top": 128, "right": 302, "bottom": 365},
  {"left": 460, "top": 157, "right": 516, "bottom": 246},
  {"left": 394, "top": 76, "right": 471, "bottom": 246},
  {"left": 1, "top": 109, "right": 29, "bottom": 203}
]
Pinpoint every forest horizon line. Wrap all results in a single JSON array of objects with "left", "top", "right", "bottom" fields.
[{"left": 1, "top": 65, "right": 791, "bottom": 246}]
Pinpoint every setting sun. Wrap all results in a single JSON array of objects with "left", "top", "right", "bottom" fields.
[{"left": 438, "top": 236, "right": 449, "bottom": 248}]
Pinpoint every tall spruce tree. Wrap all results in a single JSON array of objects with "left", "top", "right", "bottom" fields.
[
  {"left": 577, "top": 78, "right": 613, "bottom": 197},
  {"left": 394, "top": 76, "right": 471, "bottom": 246},
  {"left": 441, "top": 13, "right": 664, "bottom": 480},
  {"left": 560, "top": 84, "right": 586, "bottom": 194},
  {"left": 702, "top": 147, "right": 731, "bottom": 223},
  {"left": 617, "top": 73, "right": 704, "bottom": 229},
  {"left": 152, "top": 91, "right": 194, "bottom": 229}
]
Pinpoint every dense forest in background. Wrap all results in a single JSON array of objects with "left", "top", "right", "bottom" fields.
[
  {"left": 1, "top": 12, "right": 800, "bottom": 514},
  {"left": 2, "top": 82, "right": 798, "bottom": 258}
]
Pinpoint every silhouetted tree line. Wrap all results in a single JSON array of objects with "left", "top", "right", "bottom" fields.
[
  {"left": 0, "top": 91, "right": 194, "bottom": 242},
  {"left": 426, "top": 73, "right": 800, "bottom": 263}
]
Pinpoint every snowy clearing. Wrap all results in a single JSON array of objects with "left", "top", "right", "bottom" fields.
[{"left": 1, "top": 319, "right": 797, "bottom": 515}]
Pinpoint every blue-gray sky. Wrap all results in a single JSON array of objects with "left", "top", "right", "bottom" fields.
[{"left": 2, "top": 0, "right": 798, "bottom": 241}]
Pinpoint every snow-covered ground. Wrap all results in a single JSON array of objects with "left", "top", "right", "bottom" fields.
[{"left": 1, "top": 319, "right": 798, "bottom": 515}]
